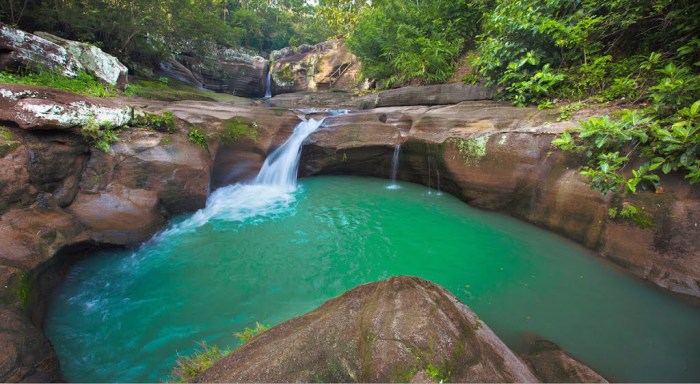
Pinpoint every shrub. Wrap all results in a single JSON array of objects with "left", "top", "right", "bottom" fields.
[{"left": 188, "top": 128, "right": 208, "bottom": 149}]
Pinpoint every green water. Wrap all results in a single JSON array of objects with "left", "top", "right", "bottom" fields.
[{"left": 46, "top": 177, "right": 700, "bottom": 382}]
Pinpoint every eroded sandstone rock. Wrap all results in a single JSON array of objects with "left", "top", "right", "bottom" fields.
[
  {"left": 270, "top": 40, "right": 360, "bottom": 94},
  {"left": 197, "top": 276, "right": 539, "bottom": 383}
]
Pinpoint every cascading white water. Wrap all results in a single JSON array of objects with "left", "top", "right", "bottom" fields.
[
  {"left": 264, "top": 70, "right": 272, "bottom": 98},
  {"left": 387, "top": 144, "right": 401, "bottom": 190},
  {"left": 255, "top": 118, "right": 323, "bottom": 189},
  {"left": 157, "top": 116, "right": 325, "bottom": 235}
]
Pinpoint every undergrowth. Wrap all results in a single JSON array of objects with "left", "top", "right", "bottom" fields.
[{"left": 0, "top": 68, "right": 117, "bottom": 97}]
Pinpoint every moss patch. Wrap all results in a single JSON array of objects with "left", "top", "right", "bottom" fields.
[
  {"left": 448, "top": 136, "right": 489, "bottom": 165},
  {"left": 221, "top": 117, "right": 259, "bottom": 144},
  {"left": 125, "top": 79, "right": 249, "bottom": 102},
  {"left": 276, "top": 65, "right": 295, "bottom": 84},
  {"left": 0, "top": 126, "right": 21, "bottom": 157}
]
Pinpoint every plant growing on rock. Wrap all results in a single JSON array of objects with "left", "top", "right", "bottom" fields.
[
  {"left": 132, "top": 111, "right": 176, "bottom": 132},
  {"left": 188, "top": 128, "right": 208, "bottom": 149},
  {"left": 220, "top": 117, "right": 259, "bottom": 144},
  {"left": 170, "top": 342, "right": 229, "bottom": 382},
  {"left": 234, "top": 322, "right": 268, "bottom": 344},
  {"left": 81, "top": 117, "right": 119, "bottom": 153}
]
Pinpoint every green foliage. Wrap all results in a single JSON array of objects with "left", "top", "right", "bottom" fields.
[
  {"left": 132, "top": 111, "right": 176, "bottom": 132},
  {"left": 474, "top": 0, "right": 700, "bottom": 106},
  {"left": 221, "top": 117, "right": 259, "bottom": 143},
  {"left": 557, "top": 103, "right": 584, "bottom": 122},
  {"left": 0, "top": 69, "right": 117, "bottom": 97},
  {"left": 124, "top": 79, "right": 247, "bottom": 102},
  {"left": 348, "top": 0, "right": 484, "bottom": 86},
  {"left": 608, "top": 203, "right": 654, "bottom": 229},
  {"left": 188, "top": 128, "right": 208, "bottom": 149},
  {"left": 170, "top": 341, "right": 229, "bottom": 382},
  {"left": 81, "top": 117, "right": 119, "bottom": 153},
  {"left": 234, "top": 322, "right": 268, "bottom": 344}
]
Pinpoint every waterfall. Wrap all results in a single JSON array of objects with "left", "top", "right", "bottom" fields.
[
  {"left": 157, "top": 115, "right": 325, "bottom": 234},
  {"left": 264, "top": 70, "right": 272, "bottom": 98},
  {"left": 387, "top": 144, "right": 401, "bottom": 190},
  {"left": 255, "top": 118, "right": 324, "bottom": 190}
]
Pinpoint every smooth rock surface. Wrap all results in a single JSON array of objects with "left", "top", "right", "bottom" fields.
[{"left": 197, "top": 276, "right": 538, "bottom": 383}]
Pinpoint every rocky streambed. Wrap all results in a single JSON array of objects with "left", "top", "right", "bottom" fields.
[{"left": 0, "top": 84, "right": 698, "bottom": 381}]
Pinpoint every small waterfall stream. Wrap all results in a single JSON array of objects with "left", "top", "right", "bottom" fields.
[
  {"left": 387, "top": 144, "right": 401, "bottom": 190},
  {"left": 264, "top": 70, "right": 272, "bottom": 98}
]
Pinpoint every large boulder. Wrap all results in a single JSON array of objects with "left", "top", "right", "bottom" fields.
[
  {"left": 0, "top": 23, "right": 80, "bottom": 77},
  {"left": 0, "top": 84, "right": 133, "bottom": 130},
  {"left": 197, "top": 276, "right": 539, "bottom": 383},
  {"left": 180, "top": 49, "right": 268, "bottom": 98},
  {"left": 34, "top": 32, "right": 128, "bottom": 91},
  {"left": 270, "top": 39, "right": 361, "bottom": 95},
  {"left": 300, "top": 102, "right": 700, "bottom": 298}
]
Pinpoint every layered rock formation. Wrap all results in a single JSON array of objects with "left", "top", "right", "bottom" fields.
[
  {"left": 178, "top": 49, "right": 268, "bottom": 98},
  {"left": 197, "top": 276, "right": 540, "bottom": 383},
  {"left": 270, "top": 40, "right": 360, "bottom": 94},
  {"left": 300, "top": 102, "right": 700, "bottom": 298},
  {"left": 0, "top": 24, "right": 128, "bottom": 90}
]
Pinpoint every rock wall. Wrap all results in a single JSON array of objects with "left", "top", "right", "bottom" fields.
[
  {"left": 270, "top": 39, "right": 361, "bottom": 95},
  {"left": 178, "top": 49, "right": 268, "bottom": 98},
  {"left": 300, "top": 102, "right": 700, "bottom": 298}
]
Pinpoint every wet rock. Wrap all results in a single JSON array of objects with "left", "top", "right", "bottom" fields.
[
  {"left": 271, "top": 40, "right": 361, "bottom": 95},
  {"left": 197, "top": 276, "right": 538, "bottom": 383},
  {"left": 0, "top": 23, "right": 80, "bottom": 77},
  {"left": 0, "top": 84, "right": 133, "bottom": 130},
  {"left": 521, "top": 334, "right": 607, "bottom": 383},
  {"left": 34, "top": 32, "right": 128, "bottom": 90}
]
